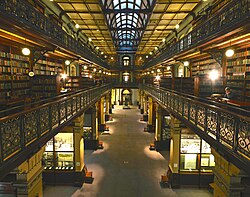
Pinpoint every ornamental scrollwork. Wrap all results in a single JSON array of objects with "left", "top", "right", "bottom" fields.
[
  {"left": 207, "top": 109, "right": 218, "bottom": 139},
  {"left": 219, "top": 113, "right": 234, "bottom": 147},
  {"left": 238, "top": 119, "right": 250, "bottom": 158},
  {"left": 24, "top": 111, "right": 38, "bottom": 144},
  {"left": 39, "top": 107, "right": 49, "bottom": 135},
  {"left": 1, "top": 117, "right": 21, "bottom": 159}
]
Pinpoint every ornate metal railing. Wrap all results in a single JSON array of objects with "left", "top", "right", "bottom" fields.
[
  {"left": 0, "top": 84, "right": 112, "bottom": 178},
  {"left": 0, "top": 0, "right": 108, "bottom": 68},
  {"left": 140, "top": 84, "right": 250, "bottom": 174},
  {"left": 144, "top": 0, "right": 250, "bottom": 68}
]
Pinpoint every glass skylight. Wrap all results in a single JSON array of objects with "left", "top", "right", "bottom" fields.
[{"left": 102, "top": 0, "right": 155, "bottom": 51}]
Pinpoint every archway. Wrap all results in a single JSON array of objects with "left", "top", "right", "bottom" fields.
[{"left": 121, "top": 89, "right": 132, "bottom": 105}]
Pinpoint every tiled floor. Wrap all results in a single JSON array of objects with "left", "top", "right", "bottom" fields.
[{"left": 44, "top": 105, "right": 212, "bottom": 197}]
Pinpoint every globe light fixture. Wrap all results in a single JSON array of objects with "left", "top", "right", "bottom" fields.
[
  {"left": 183, "top": 61, "right": 190, "bottom": 67},
  {"left": 225, "top": 49, "right": 234, "bottom": 57},
  {"left": 28, "top": 71, "right": 35, "bottom": 77},
  {"left": 65, "top": 60, "right": 71, "bottom": 65},
  {"left": 22, "top": 47, "right": 30, "bottom": 56},
  {"left": 209, "top": 70, "right": 219, "bottom": 81}
]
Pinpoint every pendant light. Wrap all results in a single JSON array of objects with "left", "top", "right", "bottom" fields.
[
  {"left": 22, "top": 47, "right": 30, "bottom": 56},
  {"left": 175, "top": 14, "right": 179, "bottom": 29},
  {"left": 225, "top": 40, "right": 234, "bottom": 57}
]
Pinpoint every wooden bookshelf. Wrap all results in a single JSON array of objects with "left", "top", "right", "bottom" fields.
[
  {"left": 191, "top": 56, "right": 223, "bottom": 97},
  {"left": 64, "top": 76, "right": 81, "bottom": 91},
  {"left": 226, "top": 48, "right": 250, "bottom": 101},
  {"left": 174, "top": 77, "right": 194, "bottom": 94},
  {"left": 160, "top": 77, "right": 172, "bottom": 89},
  {"left": 34, "top": 57, "right": 63, "bottom": 76},
  {"left": 192, "top": 57, "right": 221, "bottom": 77},
  {"left": 32, "top": 75, "right": 61, "bottom": 99},
  {"left": 80, "top": 77, "right": 94, "bottom": 89},
  {"left": 0, "top": 46, "right": 30, "bottom": 100}
]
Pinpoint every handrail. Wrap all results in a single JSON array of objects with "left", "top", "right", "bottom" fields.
[
  {"left": 0, "top": 84, "right": 112, "bottom": 179},
  {"left": 153, "top": 84, "right": 250, "bottom": 116},
  {"left": 140, "top": 84, "right": 250, "bottom": 174},
  {"left": 143, "top": 0, "right": 250, "bottom": 68},
  {"left": 0, "top": 86, "right": 98, "bottom": 118},
  {"left": 0, "top": 0, "right": 109, "bottom": 68}
]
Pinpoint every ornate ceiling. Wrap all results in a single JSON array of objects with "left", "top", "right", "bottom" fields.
[{"left": 46, "top": 0, "right": 201, "bottom": 65}]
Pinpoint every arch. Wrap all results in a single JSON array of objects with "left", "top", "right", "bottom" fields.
[{"left": 121, "top": 88, "right": 132, "bottom": 105}]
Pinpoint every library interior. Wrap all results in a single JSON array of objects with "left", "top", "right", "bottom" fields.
[{"left": 0, "top": 0, "right": 250, "bottom": 196}]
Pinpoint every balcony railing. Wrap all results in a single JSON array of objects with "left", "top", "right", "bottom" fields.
[
  {"left": 140, "top": 84, "right": 250, "bottom": 174},
  {"left": 0, "top": 84, "right": 112, "bottom": 179},
  {"left": 144, "top": 0, "right": 250, "bottom": 68},
  {"left": 0, "top": 0, "right": 108, "bottom": 68}
]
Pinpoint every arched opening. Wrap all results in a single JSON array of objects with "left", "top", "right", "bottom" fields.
[{"left": 121, "top": 89, "right": 132, "bottom": 106}]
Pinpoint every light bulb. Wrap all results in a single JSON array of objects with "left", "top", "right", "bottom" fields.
[
  {"left": 75, "top": 24, "right": 80, "bottom": 29},
  {"left": 175, "top": 24, "right": 180, "bottom": 29},
  {"left": 61, "top": 73, "right": 67, "bottom": 79},
  {"left": 28, "top": 71, "right": 34, "bottom": 77},
  {"left": 93, "top": 68, "right": 96, "bottom": 72},
  {"left": 209, "top": 70, "right": 219, "bottom": 81},
  {"left": 225, "top": 49, "right": 234, "bottom": 57},
  {"left": 183, "top": 61, "right": 189, "bottom": 66},
  {"left": 22, "top": 48, "right": 30, "bottom": 56},
  {"left": 156, "top": 75, "right": 161, "bottom": 81},
  {"left": 88, "top": 38, "right": 92, "bottom": 42},
  {"left": 83, "top": 65, "right": 88, "bottom": 70}
]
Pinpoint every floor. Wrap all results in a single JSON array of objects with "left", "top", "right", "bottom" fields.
[{"left": 44, "top": 105, "right": 212, "bottom": 197}]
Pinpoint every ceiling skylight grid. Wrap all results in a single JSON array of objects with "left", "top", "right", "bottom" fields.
[{"left": 101, "top": 0, "right": 156, "bottom": 52}]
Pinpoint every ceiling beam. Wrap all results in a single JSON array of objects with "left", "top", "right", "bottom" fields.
[{"left": 64, "top": 10, "right": 191, "bottom": 14}]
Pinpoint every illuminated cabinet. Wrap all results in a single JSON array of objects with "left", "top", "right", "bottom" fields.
[
  {"left": 43, "top": 132, "right": 74, "bottom": 171},
  {"left": 174, "top": 128, "right": 215, "bottom": 187}
]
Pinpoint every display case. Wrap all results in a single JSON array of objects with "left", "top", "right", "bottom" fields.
[
  {"left": 83, "top": 127, "right": 92, "bottom": 140},
  {"left": 180, "top": 132, "right": 215, "bottom": 172},
  {"left": 43, "top": 132, "right": 74, "bottom": 171},
  {"left": 161, "top": 115, "right": 171, "bottom": 141}
]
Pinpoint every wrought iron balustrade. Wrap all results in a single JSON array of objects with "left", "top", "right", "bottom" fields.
[
  {"left": 0, "top": 84, "right": 112, "bottom": 179},
  {"left": 140, "top": 84, "right": 250, "bottom": 174},
  {"left": 0, "top": 0, "right": 108, "bottom": 68},
  {"left": 144, "top": 0, "right": 250, "bottom": 68}
]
